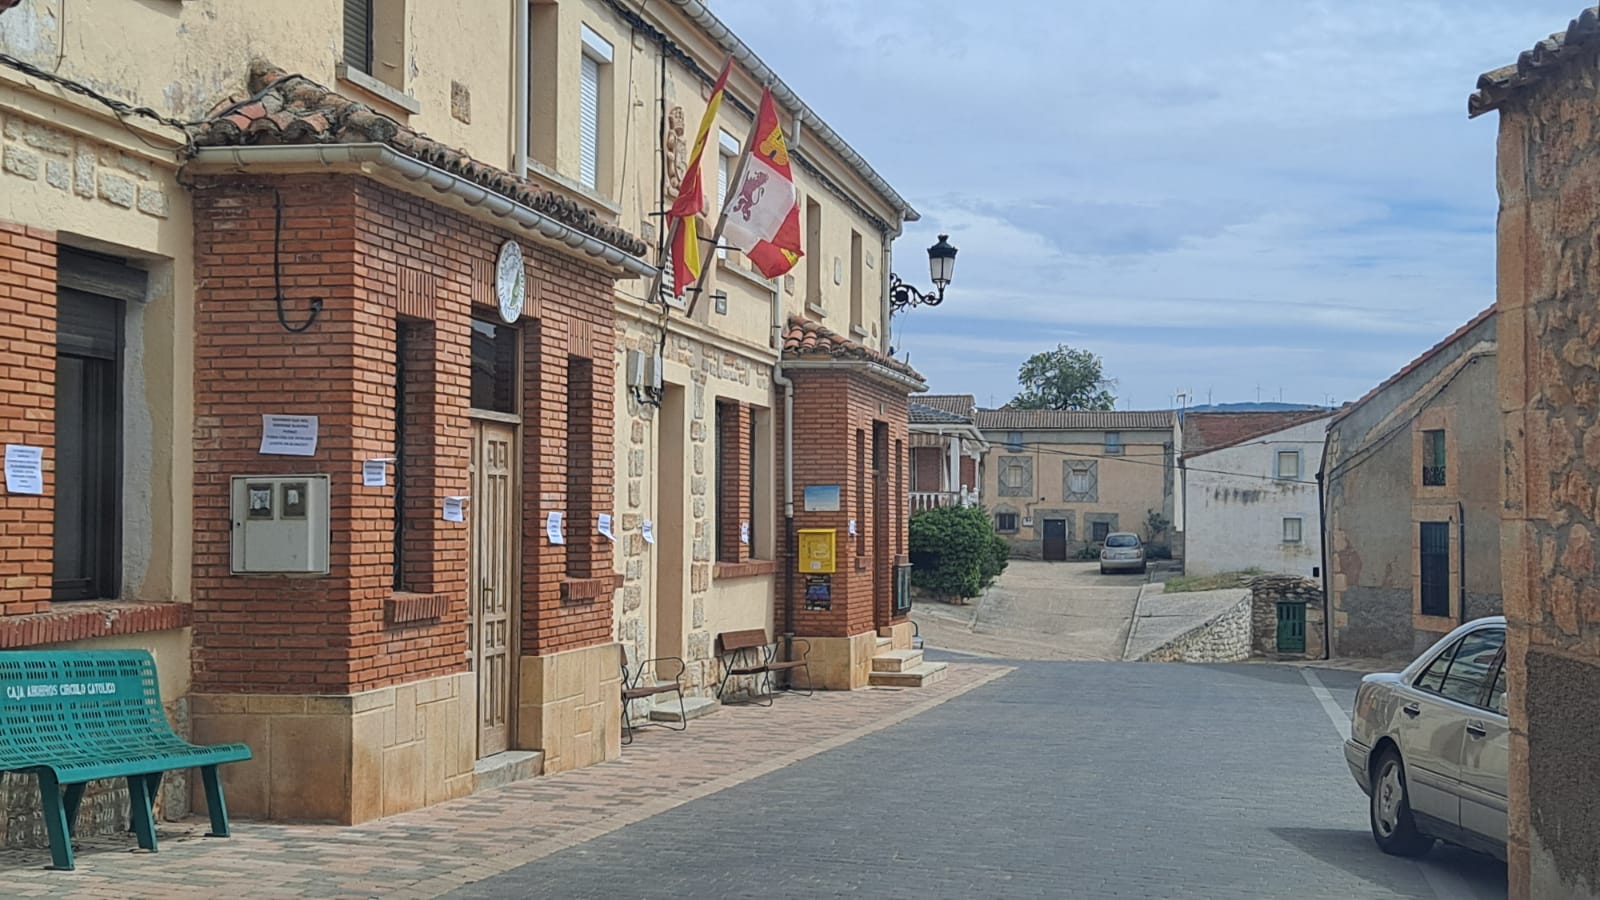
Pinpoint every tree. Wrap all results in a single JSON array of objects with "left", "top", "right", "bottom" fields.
[
  {"left": 1008, "top": 345, "right": 1116, "bottom": 410},
  {"left": 909, "top": 505, "right": 1009, "bottom": 604}
]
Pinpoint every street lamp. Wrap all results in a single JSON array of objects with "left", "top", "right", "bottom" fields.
[{"left": 889, "top": 234, "right": 958, "bottom": 313}]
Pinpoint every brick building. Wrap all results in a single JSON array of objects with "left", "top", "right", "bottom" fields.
[
  {"left": 0, "top": 0, "right": 928, "bottom": 839},
  {"left": 1472, "top": 10, "right": 1600, "bottom": 897}
]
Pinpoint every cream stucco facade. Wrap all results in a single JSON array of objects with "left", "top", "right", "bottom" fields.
[
  {"left": 518, "top": 0, "right": 919, "bottom": 696},
  {"left": 974, "top": 411, "right": 1180, "bottom": 560}
]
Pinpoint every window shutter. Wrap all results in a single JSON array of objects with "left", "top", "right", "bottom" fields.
[
  {"left": 579, "top": 55, "right": 600, "bottom": 189},
  {"left": 343, "top": 0, "right": 373, "bottom": 73}
]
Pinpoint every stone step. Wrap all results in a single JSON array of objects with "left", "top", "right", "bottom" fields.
[
  {"left": 870, "top": 649, "right": 924, "bottom": 673},
  {"left": 868, "top": 661, "right": 948, "bottom": 688},
  {"left": 472, "top": 749, "right": 543, "bottom": 793},
  {"left": 648, "top": 695, "right": 719, "bottom": 724},
  {"left": 875, "top": 635, "right": 893, "bottom": 649}
]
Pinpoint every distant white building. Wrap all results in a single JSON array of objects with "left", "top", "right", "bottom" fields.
[{"left": 1181, "top": 413, "right": 1333, "bottom": 578}]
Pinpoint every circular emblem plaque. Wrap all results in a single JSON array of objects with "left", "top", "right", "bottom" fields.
[{"left": 495, "top": 240, "right": 526, "bottom": 324}]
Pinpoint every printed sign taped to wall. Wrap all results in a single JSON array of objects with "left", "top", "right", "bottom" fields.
[
  {"left": 797, "top": 528, "right": 836, "bottom": 574},
  {"left": 805, "top": 574, "right": 832, "bottom": 610}
]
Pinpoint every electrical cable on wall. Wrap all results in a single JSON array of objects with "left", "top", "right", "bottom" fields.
[{"left": 271, "top": 189, "right": 323, "bottom": 334}]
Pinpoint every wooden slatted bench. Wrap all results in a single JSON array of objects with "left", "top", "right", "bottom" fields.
[
  {"left": 715, "top": 629, "right": 813, "bottom": 705},
  {"left": 619, "top": 646, "right": 687, "bottom": 745},
  {"left": 0, "top": 650, "right": 253, "bottom": 870}
]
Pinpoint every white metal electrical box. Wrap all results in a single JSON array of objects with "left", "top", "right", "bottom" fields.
[{"left": 230, "top": 475, "right": 331, "bottom": 575}]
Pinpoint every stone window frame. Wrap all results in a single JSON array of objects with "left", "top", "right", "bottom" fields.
[
  {"left": 1411, "top": 502, "right": 1460, "bottom": 629},
  {"left": 997, "top": 455, "right": 1032, "bottom": 497},
  {"left": 994, "top": 505, "right": 1020, "bottom": 533},
  {"left": 1064, "top": 460, "right": 1098, "bottom": 503},
  {"left": 1282, "top": 517, "right": 1303, "bottom": 544},
  {"left": 1275, "top": 449, "right": 1302, "bottom": 481},
  {"left": 1413, "top": 407, "right": 1457, "bottom": 499}
]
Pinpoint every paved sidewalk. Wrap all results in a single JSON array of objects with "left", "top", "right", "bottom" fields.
[{"left": 0, "top": 663, "right": 1012, "bottom": 899}]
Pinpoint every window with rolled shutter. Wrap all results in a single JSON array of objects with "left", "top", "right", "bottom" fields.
[
  {"left": 579, "top": 54, "right": 600, "bottom": 189},
  {"left": 343, "top": 0, "right": 373, "bottom": 73}
]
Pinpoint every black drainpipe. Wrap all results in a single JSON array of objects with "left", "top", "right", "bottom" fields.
[
  {"left": 1316, "top": 468, "right": 1332, "bottom": 659},
  {"left": 1458, "top": 500, "right": 1467, "bottom": 626}
]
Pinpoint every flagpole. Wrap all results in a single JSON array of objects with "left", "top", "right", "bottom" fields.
[{"left": 684, "top": 86, "right": 770, "bottom": 319}]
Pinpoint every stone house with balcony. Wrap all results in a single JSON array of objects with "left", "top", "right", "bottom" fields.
[
  {"left": 973, "top": 409, "right": 1180, "bottom": 561},
  {"left": 1320, "top": 308, "right": 1501, "bottom": 660},
  {"left": 0, "top": 0, "right": 924, "bottom": 844},
  {"left": 908, "top": 395, "right": 986, "bottom": 512}
]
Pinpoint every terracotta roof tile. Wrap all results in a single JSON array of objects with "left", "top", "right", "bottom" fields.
[
  {"left": 188, "top": 60, "right": 648, "bottom": 257},
  {"left": 973, "top": 409, "right": 1175, "bottom": 431},
  {"left": 1469, "top": 7, "right": 1600, "bottom": 117},
  {"left": 917, "top": 394, "right": 977, "bottom": 417},
  {"left": 909, "top": 402, "right": 971, "bottom": 425},
  {"left": 781, "top": 316, "right": 925, "bottom": 382},
  {"left": 1182, "top": 410, "right": 1333, "bottom": 458}
]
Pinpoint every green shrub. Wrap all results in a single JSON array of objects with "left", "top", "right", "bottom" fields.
[
  {"left": 909, "top": 505, "right": 1009, "bottom": 601},
  {"left": 1075, "top": 544, "right": 1100, "bottom": 561}
]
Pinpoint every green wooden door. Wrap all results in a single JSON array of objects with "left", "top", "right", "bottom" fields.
[{"left": 1276, "top": 601, "right": 1306, "bottom": 654}]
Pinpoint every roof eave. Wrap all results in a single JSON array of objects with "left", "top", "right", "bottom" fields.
[
  {"left": 186, "top": 144, "right": 657, "bottom": 278},
  {"left": 780, "top": 357, "right": 928, "bottom": 391}
]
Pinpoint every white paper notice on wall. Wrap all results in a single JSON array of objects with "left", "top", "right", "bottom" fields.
[
  {"left": 362, "top": 458, "right": 393, "bottom": 487},
  {"left": 642, "top": 520, "right": 655, "bottom": 545},
  {"left": 442, "top": 496, "right": 467, "bottom": 522},
  {"left": 740, "top": 521, "right": 750, "bottom": 545},
  {"left": 3, "top": 445, "right": 44, "bottom": 495},
  {"left": 847, "top": 519, "right": 858, "bottom": 536},
  {"left": 260, "top": 415, "right": 319, "bottom": 456},
  {"left": 598, "top": 514, "right": 614, "bottom": 541},
  {"left": 546, "top": 512, "right": 565, "bottom": 545}
]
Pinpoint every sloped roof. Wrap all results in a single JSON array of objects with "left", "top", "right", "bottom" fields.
[
  {"left": 973, "top": 409, "right": 1175, "bottom": 431},
  {"left": 1182, "top": 410, "right": 1333, "bottom": 457},
  {"left": 781, "top": 316, "right": 925, "bottom": 382},
  {"left": 1469, "top": 7, "right": 1600, "bottom": 118},
  {"left": 188, "top": 60, "right": 648, "bottom": 257},
  {"left": 917, "top": 394, "right": 977, "bottom": 417},
  {"left": 1330, "top": 307, "right": 1496, "bottom": 426},
  {"left": 909, "top": 402, "right": 971, "bottom": 425}
]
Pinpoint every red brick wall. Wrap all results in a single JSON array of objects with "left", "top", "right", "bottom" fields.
[
  {"left": 777, "top": 367, "right": 911, "bottom": 638},
  {"left": 190, "top": 174, "right": 620, "bottom": 695},
  {"left": 717, "top": 402, "right": 752, "bottom": 563},
  {"left": 960, "top": 456, "right": 976, "bottom": 494},
  {"left": 0, "top": 222, "right": 56, "bottom": 616}
]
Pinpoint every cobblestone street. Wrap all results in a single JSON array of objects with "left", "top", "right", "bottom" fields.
[{"left": 0, "top": 656, "right": 1507, "bottom": 898}]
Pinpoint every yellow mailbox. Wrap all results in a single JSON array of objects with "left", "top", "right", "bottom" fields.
[{"left": 796, "top": 528, "right": 837, "bottom": 574}]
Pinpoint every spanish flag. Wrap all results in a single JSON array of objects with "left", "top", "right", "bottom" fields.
[
  {"left": 725, "top": 87, "right": 803, "bottom": 279},
  {"left": 665, "top": 57, "right": 734, "bottom": 297}
]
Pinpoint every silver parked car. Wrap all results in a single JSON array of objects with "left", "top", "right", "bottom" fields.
[
  {"left": 1098, "top": 532, "right": 1146, "bottom": 575},
  {"left": 1344, "top": 616, "right": 1508, "bottom": 861}
]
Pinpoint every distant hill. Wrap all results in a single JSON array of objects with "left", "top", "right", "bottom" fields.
[{"left": 1181, "top": 402, "right": 1329, "bottom": 413}]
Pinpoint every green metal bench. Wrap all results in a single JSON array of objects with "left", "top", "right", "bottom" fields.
[{"left": 0, "top": 650, "right": 253, "bottom": 870}]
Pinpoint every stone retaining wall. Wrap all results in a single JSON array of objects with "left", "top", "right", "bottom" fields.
[
  {"left": 1138, "top": 595, "right": 1251, "bottom": 663},
  {"left": 1249, "top": 575, "right": 1326, "bottom": 660}
]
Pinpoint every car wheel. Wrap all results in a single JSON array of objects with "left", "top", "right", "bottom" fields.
[
  {"left": 1099, "top": 567, "right": 1107, "bottom": 575},
  {"left": 1137, "top": 563, "right": 1147, "bottom": 574},
  {"left": 1370, "top": 749, "right": 1434, "bottom": 857}
]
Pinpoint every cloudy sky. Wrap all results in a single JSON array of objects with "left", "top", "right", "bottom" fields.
[{"left": 713, "top": 0, "right": 1575, "bottom": 410}]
